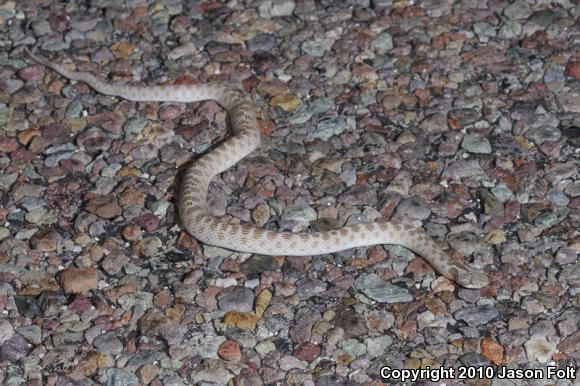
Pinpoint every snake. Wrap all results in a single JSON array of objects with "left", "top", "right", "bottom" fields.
[{"left": 24, "top": 47, "right": 488, "bottom": 289}]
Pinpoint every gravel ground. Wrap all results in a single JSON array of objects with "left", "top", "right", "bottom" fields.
[{"left": 1, "top": 0, "right": 579, "bottom": 385}]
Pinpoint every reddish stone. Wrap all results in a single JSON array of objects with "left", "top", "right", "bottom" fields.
[
  {"left": 60, "top": 158, "right": 87, "bottom": 173},
  {"left": 149, "top": 376, "right": 163, "bottom": 386},
  {"left": 503, "top": 345, "right": 526, "bottom": 364},
  {"left": 363, "top": 246, "right": 385, "bottom": 266},
  {"left": 405, "top": 258, "right": 434, "bottom": 281},
  {"left": 258, "top": 120, "right": 276, "bottom": 136},
  {"left": 78, "top": 130, "right": 113, "bottom": 154},
  {"left": 447, "top": 116, "right": 462, "bottom": 130},
  {"left": 213, "top": 51, "right": 240, "bottom": 63},
  {"left": 558, "top": 330, "right": 580, "bottom": 354},
  {"left": 218, "top": 340, "right": 242, "bottom": 362},
  {"left": 174, "top": 74, "right": 201, "bottom": 86},
  {"left": 88, "top": 111, "right": 125, "bottom": 135},
  {"left": 400, "top": 320, "right": 418, "bottom": 340},
  {"left": 41, "top": 123, "right": 69, "bottom": 144},
  {"left": 293, "top": 342, "right": 321, "bottom": 362},
  {"left": 521, "top": 31, "right": 548, "bottom": 51},
  {"left": 220, "top": 258, "right": 240, "bottom": 273},
  {"left": 17, "top": 129, "right": 41, "bottom": 146},
  {"left": 154, "top": 289, "right": 172, "bottom": 309},
  {"left": 119, "top": 186, "right": 147, "bottom": 207},
  {"left": 177, "top": 231, "right": 202, "bottom": 253},
  {"left": 133, "top": 213, "right": 160, "bottom": 232},
  {"left": 432, "top": 34, "right": 449, "bottom": 49},
  {"left": 435, "top": 196, "right": 467, "bottom": 218},
  {"left": 85, "top": 196, "right": 122, "bottom": 219},
  {"left": 199, "top": 1, "right": 224, "bottom": 12},
  {"left": 567, "top": 61, "right": 580, "bottom": 80},
  {"left": 138, "top": 364, "right": 158, "bottom": 384},
  {"left": 30, "top": 229, "right": 62, "bottom": 252},
  {"left": 122, "top": 224, "right": 142, "bottom": 241},
  {"left": 61, "top": 268, "right": 98, "bottom": 294},
  {"left": 195, "top": 286, "right": 221, "bottom": 312},
  {"left": 18, "top": 65, "right": 45, "bottom": 81},
  {"left": 158, "top": 104, "right": 186, "bottom": 121},
  {"left": 431, "top": 277, "right": 455, "bottom": 293},
  {"left": 68, "top": 295, "right": 93, "bottom": 313},
  {"left": 0, "top": 137, "right": 19, "bottom": 153},
  {"left": 43, "top": 319, "right": 60, "bottom": 331},
  {"left": 411, "top": 58, "right": 432, "bottom": 74},
  {"left": 461, "top": 45, "right": 505, "bottom": 66},
  {"left": 242, "top": 75, "right": 257, "bottom": 93},
  {"left": 482, "top": 338, "right": 504, "bottom": 365},
  {"left": 414, "top": 88, "right": 431, "bottom": 107}
]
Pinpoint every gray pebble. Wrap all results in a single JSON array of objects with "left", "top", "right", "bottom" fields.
[
  {"left": 0, "top": 333, "right": 30, "bottom": 362},
  {"left": 123, "top": 117, "right": 149, "bottom": 136},
  {"left": 339, "top": 338, "right": 367, "bottom": 358},
  {"left": 218, "top": 286, "right": 255, "bottom": 312},
  {"left": 338, "top": 185, "right": 378, "bottom": 206},
  {"left": 454, "top": 304, "right": 499, "bottom": 326},
  {"left": 534, "top": 212, "right": 558, "bottom": 228},
  {"left": 281, "top": 203, "right": 317, "bottom": 223},
  {"left": 14, "top": 296, "right": 40, "bottom": 318},
  {"left": 296, "top": 276, "right": 327, "bottom": 300},
  {"left": 395, "top": 196, "right": 431, "bottom": 220},
  {"left": 462, "top": 134, "right": 492, "bottom": 154},
  {"left": 364, "top": 335, "right": 392, "bottom": 358},
  {"left": 498, "top": 21, "right": 522, "bottom": 39},
  {"left": 419, "top": 113, "right": 448, "bottom": 134},
  {"left": 247, "top": 33, "right": 277, "bottom": 52},
  {"left": 370, "top": 32, "right": 393, "bottom": 54},
  {"left": 354, "top": 273, "right": 413, "bottom": 303},
  {"left": 504, "top": 0, "right": 533, "bottom": 20},
  {"left": 126, "top": 350, "right": 166, "bottom": 368},
  {"left": 490, "top": 182, "right": 513, "bottom": 202},
  {"left": 105, "top": 368, "right": 139, "bottom": 386},
  {"left": 65, "top": 99, "right": 83, "bottom": 118},
  {"left": 93, "top": 332, "right": 124, "bottom": 355},
  {"left": 16, "top": 325, "right": 41, "bottom": 345},
  {"left": 546, "top": 187, "right": 569, "bottom": 207},
  {"left": 117, "top": 292, "right": 154, "bottom": 311},
  {"left": 443, "top": 160, "right": 484, "bottom": 180},
  {"left": 308, "top": 116, "right": 348, "bottom": 141},
  {"left": 525, "top": 126, "right": 562, "bottom": 145}
]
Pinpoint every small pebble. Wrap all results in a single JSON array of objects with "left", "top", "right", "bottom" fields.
[{"left": 61, "top": 268, "right": 98, "bottom": 294}]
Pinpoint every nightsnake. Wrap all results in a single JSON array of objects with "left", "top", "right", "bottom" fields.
[{"left": 25, "top": 48, "right": 488, "bottom": 289}]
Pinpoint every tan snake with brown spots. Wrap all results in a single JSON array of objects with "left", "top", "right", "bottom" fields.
[{"left": 25, "top": 47, "right": 488, "bottom": 289}]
